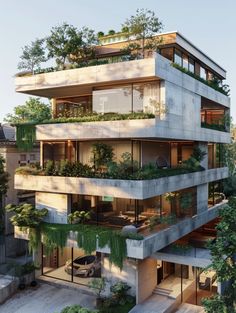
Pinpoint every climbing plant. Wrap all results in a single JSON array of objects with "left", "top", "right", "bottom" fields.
[{"left": 16, "top": 124, "right": 36, "bottom": 151}]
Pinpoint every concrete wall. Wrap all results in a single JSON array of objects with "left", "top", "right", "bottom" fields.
[
  {"left": 101, "top": 256, "right": 137, "bottom": 297},
  {"left": 15, "top": 167, "right": 228, "bottom": 200},
  {"left": 36, "top": 192, "right": 71, "bottom": 224},
  {"left": 136, "top": 258, "right": 157, "bottom": 303}
]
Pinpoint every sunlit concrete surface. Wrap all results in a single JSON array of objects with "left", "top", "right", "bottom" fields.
[{"left": 0, "top": 282, "right": 96, "bottom": 313}]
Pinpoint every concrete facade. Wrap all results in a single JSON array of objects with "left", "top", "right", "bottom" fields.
[{"left": 13, "top": 31, "right": 230, "bottom": 309}]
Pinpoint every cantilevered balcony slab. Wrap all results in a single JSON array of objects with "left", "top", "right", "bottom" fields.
[
  {"left": 14, "top": 201, "right": 226, "bottom": 259},
  {"left": 15, "top": 58, "right": 157, "bottom": 98},
  {"left": 36, "top": 118, "right": 231, "bottom": 143},
  {"left": 14, "top": 167, "right": 228, "bottom": 200}
]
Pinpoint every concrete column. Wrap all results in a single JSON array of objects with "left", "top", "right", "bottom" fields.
[
  {"left": 40, "top": 141, "right": 43, "bottom": 167},
  {"left": 136, "top": 258, "right": 157, "bottom": 304},
  {"left": 33, "top": 245, "right": 42, "bottom": 278},
  {"left": 51, "top": 98, "right": 57, "bottom": 119},
  {"left": 91, "top": 196, "right": 97, "bottom": 208},
  {"left": 197, "top": 183, "right": 208, "bottom": 214}
]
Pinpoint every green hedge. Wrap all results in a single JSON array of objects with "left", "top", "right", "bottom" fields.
[{"left": 172, "top": 63, "right": 230, "bottom": 96}]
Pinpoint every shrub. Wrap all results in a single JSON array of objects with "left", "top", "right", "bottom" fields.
[
  {"left": 67, "top": 210, "right": 91, "bottom": 224},
  {"left": 60, "top": 305, "right": 98, "bottom": 313},
  {"left": 44, "top": 160, "right": 56, "bottom": 176},
  {"left": 5, "top": 203, "right": 48, "bottom": 227},
  {"left": 88, "top": 277, "right": 106, "bottom": 298},
  {"left": 110, "top": 281, "right": 131, "bottom": 305}
]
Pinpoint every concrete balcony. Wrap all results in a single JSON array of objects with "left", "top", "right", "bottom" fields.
[
  {"left": 15, "top": 57, "right": 157, "bottom": 98},
  {"left": 14, "top": 200, "right": 226, "bottom": 259},
  {"left": 36, "top": 118, "right": 231, "bottom": 143},
  {"left": 14, "top": 167, "right": 228, "bottom": 200}
]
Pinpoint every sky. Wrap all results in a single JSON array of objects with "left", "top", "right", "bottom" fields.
[{"left": 0, "top": 0, "right": 235, "bottom": 122}]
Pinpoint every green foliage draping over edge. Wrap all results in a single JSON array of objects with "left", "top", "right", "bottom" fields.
[{"left": 16, "top": 124, "right": 36, "bottom": 151}]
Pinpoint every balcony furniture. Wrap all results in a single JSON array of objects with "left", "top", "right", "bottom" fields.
[
  {"left": 90, "top": 202, "right": 115, "bottom": 222},
  {"left": 139, "top": 208, "right": 161, "bottom": 218},
  {"left": 108, "top": 215, "right": 131, "bottom": 226},
  {"left": 199, "top": 271, "right": 216, "bottom": 291}
]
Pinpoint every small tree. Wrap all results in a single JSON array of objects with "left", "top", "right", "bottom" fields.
[
  {"left": 0, "top": 156, "right": 9, "bottom": 235},
  {"left": 122, "top": 8, "right": 163, "bottom": 59},
  {"left": 88, "top": 277, "right": 106, "bottom": 299},
  {"left": 46, "top": 23, "right": 81, "bottom": 69},
  {"left": 202, "top": 198, "right": 236, "bottom": 313},
  {"left": 18, "top": 38, "right": 47, "bottom": 73},
  {"left": 4, "top": 97, "right": 51, "bottom": 124},
  {"left": 69, "top": 27, "right": 98, "bottom": 66}
]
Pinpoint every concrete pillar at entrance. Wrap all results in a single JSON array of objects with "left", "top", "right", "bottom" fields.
[
  {"left": 91, "top": 196, "right": 97, "bottom": 208},
  {"left": 33, "top": 245, "right": 42, "bottom": 278},
  {"left": 136, "top": 258, "right": 157, "bottom": 304}
]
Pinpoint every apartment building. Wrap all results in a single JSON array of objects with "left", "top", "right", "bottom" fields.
[
  {"left": 14, "top": 31, "right": 230, "bottom": 310},
  {"left": 0, "top": 124, "right": 39, "bottom": 262}
]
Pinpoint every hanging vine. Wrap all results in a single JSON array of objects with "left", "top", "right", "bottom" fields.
[
  {"left": 27, "top": 223, "right": 133, "bottom": 270},
  {"left": 16, "top": 124, "right": 36, "bottom": 151}
]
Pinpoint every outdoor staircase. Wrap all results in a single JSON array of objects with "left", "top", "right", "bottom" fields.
[{"left": 153, "top": 286, "right": 175, "bottom": 298}]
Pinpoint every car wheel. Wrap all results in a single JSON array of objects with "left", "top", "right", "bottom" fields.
[{"left": 88, "top": 267, "right": 95, "bottom": 277}]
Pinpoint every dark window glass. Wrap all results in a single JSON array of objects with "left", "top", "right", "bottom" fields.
[
  {"left": 189, "top": 58, "right": 195, "bottom": 73},
  {"left": 174, "top": 49, "right": 182, "bottom": 66}
]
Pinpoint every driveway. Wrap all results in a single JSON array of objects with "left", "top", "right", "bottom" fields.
[{"left": 0, "top": 282, "right": 96, "bottom": 313}]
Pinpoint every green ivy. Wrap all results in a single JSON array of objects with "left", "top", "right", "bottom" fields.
[{"left": 16, "top": 124, "right": 36, "bottom": 151}]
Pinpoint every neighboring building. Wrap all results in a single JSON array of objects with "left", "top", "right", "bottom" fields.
[
  {"left": 14, "top": 31, "right": 230, "bottom": 311},
  {"left": 0, "top": 123, "right": 39, "bottom": 261}
]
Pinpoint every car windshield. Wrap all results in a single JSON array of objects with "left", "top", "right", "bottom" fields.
[{"left": 74, "top": 255, "right": 95, "bottom": 265}]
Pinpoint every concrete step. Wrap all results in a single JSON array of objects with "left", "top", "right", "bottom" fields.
[{"left": 153, "top": 286, "right": 173, "bottom": 297}]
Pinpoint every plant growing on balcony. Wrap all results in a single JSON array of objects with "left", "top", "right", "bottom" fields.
[
  {"left": 67, "top": 210, "right": 91, "bottom": 224},
  {"left": 46, "top": 23, "right": 81, "bottom": 69},
  {"left": 121, "top": 8, "right": 163, "bottom": 59},
  {"left": 91, "top": 143, "right": 114, "bottom": 171},
  {"left": 5, "top": 203, "right": 48, "bottom": 228},
  {"left": 172, "top": 63, "right": 230, "bottom": 96},
  {"left": 179, "top": 192, "right": 193, "bottom": 211},
  {"left": 17, "top": 38, "right": 47, "bottom": 73},
  {"left": 68, "top": 27, "right": 98, "bottom": 66}
]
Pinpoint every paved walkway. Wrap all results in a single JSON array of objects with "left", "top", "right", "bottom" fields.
[
  {"left": 0, "top": 282, "right": 96, "bottom": 313},
  {"left": 174, "top": 303, "right": 205, "bottom": 313},
  {"left": 129, "top": 294, "right": 176, "bottom": 313}
]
